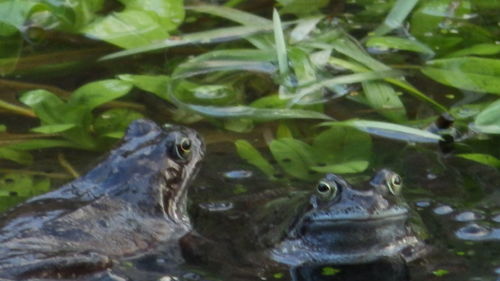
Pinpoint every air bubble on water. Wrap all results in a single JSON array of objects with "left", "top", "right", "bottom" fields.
[
  {"left": 455, "top": 223, "right": 491, "bottom": 241},
  {"left": 454, "top": 211, "right": 483, "bottom": 222},
  {"left": 492, "top": 213, "right": 500, "bottom": 223},
  {"left": 415, "top": 200, "right": 431, "bottom": 208},
  {"left": 198, "top": 201, "right": 234, "bottom": 212},
  {"left": 223, "top": 170, "right": 253, "bottom": 179},
  {"left": 495, "top": 266, "right": 500, "bottom": 275},
  {"left": 426, "top": 172, "right": 437, "bottom": 180},
  {"left": 433, "top": 205, "right": 453, "bottom": 215}
]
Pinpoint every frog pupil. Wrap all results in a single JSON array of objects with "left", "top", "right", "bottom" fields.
[
  {"left": 317, "top": 183, "right": 330, "bottom": 193},
  {"left": 181, "top": 139, "right": 191, "bottom": 151},
  {"left": 392, "top": 175, "right": 401, "bottom": 186}
]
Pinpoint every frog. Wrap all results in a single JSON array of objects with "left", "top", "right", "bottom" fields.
[
  {"left": 0, "top": 119, "right": 205, "bottom": 280},
  {"left": 188, "top": 169, "right": 427, "bottom": 278},
  {"left": 267, "top": 169, "right": 428, "bottom": 266}
]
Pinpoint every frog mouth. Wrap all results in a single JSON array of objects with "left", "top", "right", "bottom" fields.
[{"left": 313, "top": 212, "right": 407, "bottom": 222}]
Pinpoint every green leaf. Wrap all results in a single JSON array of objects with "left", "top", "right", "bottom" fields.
[
  {"left": 321, "top": 267, "right": 341, "bottom": 276},
  {"left": 6, "top": 139, "right": 81, "bottom": 150},
  {"left": 0, "top": 0, "right": 47, "bottom": 36},
  {"left": 473, "top": 99, "right": 500, "bottom": 134},
  {"left": 273, "top": 9, "right": 288, "bottom": 76},
  {"left": 187, "top": 5, "right": 270, "bottom": 26},
  {"left": 365, "top": 36, "right": 434, "bottom": 55},
  {"left": 372, "top": 0, "right": 418, "bottom": 36},
  {"left": 31, "top": 124, "right": 76, "bottom": 134},
  {"left": 269, "top": 138, "right": 317, "bottom": 180},
  {"left": 322, "top": 120, "right": 442, "bottom": 143},
  {"left": 100, "top": 24, "right": 274, "bottom": 60},
  {"left": 457, "top": 153, "right": 500, "bottom": 168},
  {"left": 311, "top": 160, "right": 370, "bottom": 174},
  {"left": 362, "top": 81, "right": 407, "bottom": 122},
  {"left": 118, "top": 74, "right": 171, "bottom": 100},
  {"left": 19, "top": 90, "right": 66, "bottom": 124},
  {"left": 235, "top": 140, "right": 276, "bottom": 177},
  {"left": 447, "top": 44, "right": 500, "bottom": 58},
  {"left": 422, "top": 57, "right": 500, "bottom": 95},
  {"left": 0, "top": 124, "right": 5, "bottom": 132},
  {"left": 175, "top": 83, "right": 240, "bottom": 106},
  {"left": 277, "top": 0, "right": 329, "bottom": 16},
  {"left": 69, "top": 79, "right": 133, "bottom": 109},
  {"left": 432, "top": 269, "right": 449, "bottom": 277},
  {"left": 0, "top": 147, "right": 33, "bottom": 165},
  {"left": 120, "top": 0, "right": 184, "bottom": 30},
  {"left": 0, "top": 173, "right": 50, "bottom": 197},
  {"left": 83, "top": 10, "right": 170, "bottom": 49},
  {"left": 180, "top": 104, "right": 332, "bottom": 120},
  {"left": 311, "top": 126, "right": 371, "bottom": 174},
  {"left": 291, "top": 70, "right": 402, "bottom": 105},
  {"left": 94, "top": 108, "right": 144, "bottom": 139},
  {"left": 224, "top": 118, "right": 253, "bottom": 133},
  {"left": 0, "top": 34, "right": 22, "bottom": 75}
]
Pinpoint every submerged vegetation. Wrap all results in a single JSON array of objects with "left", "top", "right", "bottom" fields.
[{"left": 0, "top": 0, "right": 499, "bottom": 206}]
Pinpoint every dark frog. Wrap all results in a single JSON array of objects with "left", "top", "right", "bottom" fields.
[
  {"left": 255, "top": 169, "right": 428, "bottom": 266},
  {"left": 0, "top": 119, "right": 205, "bottom": 279}
]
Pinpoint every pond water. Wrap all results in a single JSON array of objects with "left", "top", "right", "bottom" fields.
[{"left": 0, "top": 0, "right": 499, "bottom": 280}]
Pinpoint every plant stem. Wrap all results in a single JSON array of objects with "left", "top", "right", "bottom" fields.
[{"left": 0, "top": 100, "right": 36, "bottom": 117}]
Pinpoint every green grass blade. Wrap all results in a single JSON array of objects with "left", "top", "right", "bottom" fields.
[
  {"left": 372, "top": 0, "right": 419, "bottom": 36},
  {"left": 187, "top": 5, "right": 271, "bottom": 26},
  {"left": 100, "top": 24, "right": 273, "bottom": 61},
  {"left": 273, "top": 9, "right": 288, "bottom": 76}
]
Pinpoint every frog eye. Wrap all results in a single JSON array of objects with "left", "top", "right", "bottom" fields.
[
  {"left": 387, "top": 174, "right": 402, "bottom": 195},
  {"left": 315, "top": 181, "right": 338, "bottom": 200},
  {"left": 174, "top": 137, "right": 192, "bottom": 160}
]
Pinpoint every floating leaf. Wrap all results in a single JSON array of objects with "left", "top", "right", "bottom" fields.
[
  {"left": 0, "top": 147, "right": 33, "bottom": 165},
  {"left": 473, "top": 99, "right": 500, "bottom": 134},
  {"left": 432, "top": 269, "right": 449, "bottom": 277},
  {"left": 310, "top": 126, "right": 371, "bottom": 174},
  {"left": 235, "top": 140, "right": 275, "bottom": 177},
  {"left": 457, "top": 154, "right": 500, "bottom": 168},
  {"left": 321, "top": 267, "right": 341, "bottom": 276},
  {"left": 0, "top": 173, "right": 51, "bottom": 212},
  {"left": 421, "top": 57, "right": 500, "bottom": 95},
  {"left": 322, "top": 120, "right": 442, "bottom": 143},
  {"left": 269, "top": 138, "right": 317, "bottom": 180}
]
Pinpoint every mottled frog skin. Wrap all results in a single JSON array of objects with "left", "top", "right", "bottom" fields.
[{"left": 0, "top": 119, "right": 205, "bottom": 279}]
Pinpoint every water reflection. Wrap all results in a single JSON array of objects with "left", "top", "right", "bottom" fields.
[{"left": 290, "top": 259, "right": 409, "bottom": 281}]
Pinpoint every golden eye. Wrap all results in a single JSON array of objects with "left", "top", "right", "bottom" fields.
[
  {"left": 387, "top": 174, "right": 402, "bottom": 195},
  {"left": 174, "top": 137, "right": 192, "bottom": 160},
  {"left": 316, "top": 181, "right": 338, "bottom": 200}
]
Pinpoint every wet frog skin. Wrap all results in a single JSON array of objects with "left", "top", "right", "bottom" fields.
[
  {"left": 0, "top": 119, "right": 205, "bottom": 279},
  {"left": 270, "top": 169, "right": 428, "bottom": 266}
]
